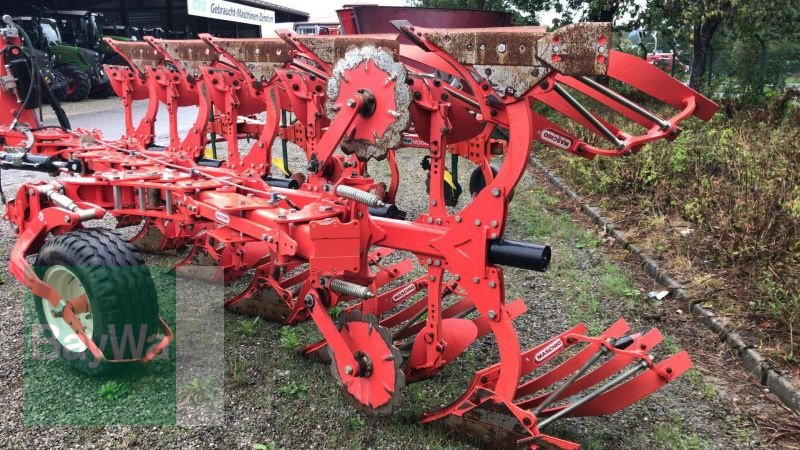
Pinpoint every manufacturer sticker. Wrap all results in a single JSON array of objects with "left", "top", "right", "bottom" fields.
[
  {"left": 534, "top": 338, "right": 564, "bottom": 363},
  {"left": 215, "top": 211, "right": 230, "bottom": 225},
  {"left": 540, "top": 129, "right": 573, "bottom": 150},
  {"left": 391, "top": 284, "right": 416, "bottom": 303},
  {"left": 402, "top": 136, "right": 427, "bottom": 147}
]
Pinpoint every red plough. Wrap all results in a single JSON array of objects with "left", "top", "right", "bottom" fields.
[{"left": 0, "top": 13, "right": 716, "bottom": 448}]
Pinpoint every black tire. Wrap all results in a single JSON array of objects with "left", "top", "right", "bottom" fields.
[
  {"left": 469, "top": 163, "right": 515, "bottom": 202},
  {"left": 33, "top": 228, "right": 161, "bottom": 374},
  {"left": 57, "top": 64, "right": 91, "bottom": 102},
  {"left": 90, "top": 81, "right": 115, "bottom": 99}
]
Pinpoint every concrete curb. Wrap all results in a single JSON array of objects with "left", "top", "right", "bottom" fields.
[{"left": 530, "top": 157, "right": 800, "bottom": 414}]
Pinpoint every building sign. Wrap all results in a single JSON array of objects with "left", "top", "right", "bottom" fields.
[{"left": 188, "top": 0, "right": 276, "bottom": 33}]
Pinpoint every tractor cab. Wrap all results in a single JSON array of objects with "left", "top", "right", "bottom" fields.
[{"left": 52, "top": 10, "right": 103, "bottom": 52}]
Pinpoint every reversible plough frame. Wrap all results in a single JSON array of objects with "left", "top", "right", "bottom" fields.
[{"left": 0, "top": 14, "right": 718, "bottom": 449}]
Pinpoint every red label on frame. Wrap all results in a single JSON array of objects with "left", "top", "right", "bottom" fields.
[
  {"left": 540, "top": 129, "right": 573, "bottom": 150},
  {"left": 534, "top": 338, "right": 564, "bottom": 363},
  {"left": 215, "top": 211, "right": 230, "bottom": 225},
  {"left": 391, "top": 283, "right": 416, "bottom": 303}
]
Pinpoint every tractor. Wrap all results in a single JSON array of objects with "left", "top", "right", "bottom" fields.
[{"left": 13, "top": 14, "right": 109, "bottom": 101}]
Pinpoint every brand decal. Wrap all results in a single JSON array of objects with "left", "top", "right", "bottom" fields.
[
  {"left": 541, "top": 129, "right": 573, "bottom": 150},
  {"left": 215, "top": 211, "right": 230, "bottom": 225},
  {"left": 534, "top": 338, "right": 564, "bottom": 363},
  {"left": 402, "top": 136, "right": 427, "bottom": 147},
  {"left": 391, "top": 284, "right": 416, "bottom": 303}
]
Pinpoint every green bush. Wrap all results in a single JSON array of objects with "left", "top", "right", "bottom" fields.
[{"left": 539, "top": 105, "right": 800, "bottom": 352}]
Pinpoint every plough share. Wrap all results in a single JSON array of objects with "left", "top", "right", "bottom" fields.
[{"left": 0, "top": 14, "right": 717, "bottom": 449}]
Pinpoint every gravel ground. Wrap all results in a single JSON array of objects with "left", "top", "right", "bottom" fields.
[{"left": 1, "top": 99, "right": 798, "bottom": 449}]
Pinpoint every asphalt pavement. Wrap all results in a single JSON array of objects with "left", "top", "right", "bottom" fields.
[{"left": 41, "top": 98, "right": 198, "bottom": 143}]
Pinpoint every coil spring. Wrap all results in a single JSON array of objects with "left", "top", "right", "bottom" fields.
[
  {"left": 329, "top": 278, "right": 374, "bottom": 299},
  {"left": 335, "top": 185, "right": 384, "bottom": 208}
]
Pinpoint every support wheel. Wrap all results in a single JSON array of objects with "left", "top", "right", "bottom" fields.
[
  {"left": 329, "top": 310, "right": 405, "bottom": 415},
  {"left": 33, "top": 228, "right": 161, "bottom": 374}
]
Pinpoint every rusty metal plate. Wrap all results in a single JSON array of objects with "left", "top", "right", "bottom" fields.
[
  {"left": 293, "top": 34, "right": 400, "bottom": 63},
  {"left": 209, "top": 37, "right": 292, "bottom": 82},
  {"left": 209, "top": 37, "right": 292, "bottom": 63},
  {"left": 536, "top": 22, "right": 612, "bottom": 76},
  {"left": 423, "top": 26, "right": 547, "bottom": 66},
  {"left": 226, "top": 287, "right": 292, "bottom": 322},
  {"left": 110, "top": 41, "right": 163, "bottom": 74},
  {"left": 147, "top": 39, "right": 221, "bottom": 76},
  {"left": 474, "top": 64, "right": 550, "bottom": 98}
]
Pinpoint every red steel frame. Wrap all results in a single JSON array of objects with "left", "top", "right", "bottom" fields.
[{"left": 0, "top": 18, "right": 718, "bottom": 449}]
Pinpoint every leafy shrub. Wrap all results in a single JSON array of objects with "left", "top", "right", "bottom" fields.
[
  {"left": 539, "top": 103, "right": 800, "bottom": 351},
  {"left": 98, "top": 381, "right": 130, "bottom": 402}
]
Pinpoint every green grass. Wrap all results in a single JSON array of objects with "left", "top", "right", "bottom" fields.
[
  {"left": 277, "top": 380, "right": 310, "bottom": 398},
  {"left": 512, "top": 188, "right": 642, "bottom": 334},
  {"left": 653, "top": 420, "right": 712, "bottom": 450},
  {"left": 97, "top": 380, "right": 130, "bottom": 401},
  {"left": 237, "top": 317, "right": 262, "bottom": 337},
  {"left": 684, "top": 368, "right": 719, "bottom": 400},
  {"left": 23, "top": 266, "right": 177, "bottom": 426},
  {"left": 181, "top": 376, "right": 219, "bottom": 404},
  {"left": 274, "top": 326, "right": 300, "bottom": 350}
]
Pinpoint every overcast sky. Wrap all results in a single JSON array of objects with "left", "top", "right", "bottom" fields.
[{"left": 268, "top": 0, "right": 561, "bottom": 26}]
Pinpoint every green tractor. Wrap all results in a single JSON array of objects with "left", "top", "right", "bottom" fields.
[
  {"left": 54, "top": 10, "right": 131, "bottom": 67},
  {"left": 14, "top": 15, "right": 110, "bottom": 101}
]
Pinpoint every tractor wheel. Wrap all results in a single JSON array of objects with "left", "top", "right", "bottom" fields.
[
  {"left": 57, "top": 64, "right": 91, "bottom": 102},
  {"left": 33, "top": 228, "right": 161, "bottom": 374},
  {"left": 90, "top": 81, "right": 115, "bottom": 99}
]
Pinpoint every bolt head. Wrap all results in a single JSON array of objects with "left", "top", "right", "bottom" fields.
[
  {"left": 344, "top": 365, "right": 354, "bottom": 375},
  {"left": 488, "top": 310, "right": 497, "bottom": 319},
  {"left": 496, "top": 43, "right": 507, "bottom": 53},
  {"left": 346, "top": 99, "right": 356, "bottom": 108}
]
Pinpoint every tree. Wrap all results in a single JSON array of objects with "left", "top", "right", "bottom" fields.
[
  {"left": 409, "top": 0, "right": 549, "bottom": 25},
  {"left": 637, "top": 0, "right": 800, "bottom": 91}
]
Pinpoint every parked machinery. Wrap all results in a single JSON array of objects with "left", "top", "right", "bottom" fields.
[{"left": 0, "top": 13, "right": 718, "bottom": 449}]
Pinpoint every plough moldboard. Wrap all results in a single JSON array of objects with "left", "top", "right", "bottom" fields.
[{"left": 0, "top": 13, "right": 717, "bottom": 449}]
